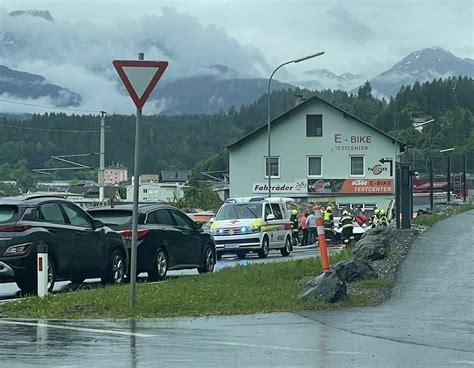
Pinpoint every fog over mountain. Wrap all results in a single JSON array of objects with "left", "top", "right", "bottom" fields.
[
  {"left": 1, "top": 8, "right": 472, "bottom": 115},
  {"left": 0, "top": 8, "right": 271, "bottom": 114}
]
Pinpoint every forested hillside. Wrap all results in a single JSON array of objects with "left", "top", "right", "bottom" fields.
[{"left": 0, "top": 76, "right": 472, "bottom": 189}]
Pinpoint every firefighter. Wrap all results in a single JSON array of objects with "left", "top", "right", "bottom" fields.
[
  {"left": 339, "top": 209, "right": 355, "bottom": 247},
  {"left": 379, "top": 209, "right": 388, "bottom": 226},
  {"left": 369, "top": 208, "right": 380, "bottom": 228},
  {"left": 323, "top": 206, "right": 334, "bottom": 241},
  {"left": 290, "top": 209, "right": 300, "bottom": 246}
]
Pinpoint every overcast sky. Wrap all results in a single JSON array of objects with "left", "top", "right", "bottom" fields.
[
  {"left": 1, "top": 0, "right": 472, "bottom": 113},
  {"left": 3, "top": 0, "right": 473, "bottom": 76}
]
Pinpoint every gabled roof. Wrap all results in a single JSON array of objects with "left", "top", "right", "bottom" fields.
[
  {"left": 227, "top": 95, "right": 405, "bottom": 150},
  {"left": 160, "top": 170, "right": 191, "bottom": 183}
]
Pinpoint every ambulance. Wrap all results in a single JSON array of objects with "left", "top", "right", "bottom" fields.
[{"left": 210, "top": 197, "right": 293, "bottom": 260}]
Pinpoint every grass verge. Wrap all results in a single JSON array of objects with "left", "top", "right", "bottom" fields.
[
  {"left": 413, "top": 202, "right": 474, "bottom": 227},
  {"left": 0, "top": 248, "right": 369, "bottom": 319}
]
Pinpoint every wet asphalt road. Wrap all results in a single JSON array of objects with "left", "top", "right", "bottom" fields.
[{"left": 0, "top": 212, "right": 473, "bottom": 367}]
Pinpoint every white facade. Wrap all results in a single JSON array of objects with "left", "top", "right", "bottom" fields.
[
  {"left": 104, "top": 168, "right": 128, "bottom": 185},
  {"left": 228, "top": 97, "right": 403, "bottom": 211},
  {"left": 126, "top": 182, "right": 186, "bottom": 202}
]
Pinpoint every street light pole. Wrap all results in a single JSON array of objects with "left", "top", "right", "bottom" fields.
[{"left": 267, "top": 52, "right": 324, "bottom": 197}]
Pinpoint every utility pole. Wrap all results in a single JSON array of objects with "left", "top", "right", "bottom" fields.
[{"left": 99, "top": 111, "right": 106, "bottom": 205}]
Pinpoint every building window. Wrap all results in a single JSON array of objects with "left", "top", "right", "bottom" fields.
[
  {"left": 265, "top": 157, "right": 280, "bottom": 178},
  {"left": 306, "top": 114, "right": 322, "bottom": 137},
  {"left": 307, "top": 156, "right": 322, "bottom": 177},
  {"left": 350, "top": 156, "right": 364, "bottom": 176}
]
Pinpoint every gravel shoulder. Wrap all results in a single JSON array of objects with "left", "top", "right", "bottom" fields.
[{"left": 344, "top": 224, "right": 428, "bottom": 305}]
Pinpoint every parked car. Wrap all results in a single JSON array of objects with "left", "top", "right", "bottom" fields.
[
  {"left": 0, "top": 195, "right": 128, "bottom": 293},
  {"left": 87, "top": 203, "right": 216, "bottom": 280}
]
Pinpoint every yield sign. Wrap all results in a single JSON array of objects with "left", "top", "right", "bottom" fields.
[{"left": 113, "top": 60, "right": 168, "bottom": 109}]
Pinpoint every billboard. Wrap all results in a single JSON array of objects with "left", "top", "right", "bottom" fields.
[{"left": 308, "top": 178, "right": 393, "bottom": 194}]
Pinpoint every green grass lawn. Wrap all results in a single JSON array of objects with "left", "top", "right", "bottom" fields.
[{"left": 0, "top": 249, "right": 357, "bottom": 319}]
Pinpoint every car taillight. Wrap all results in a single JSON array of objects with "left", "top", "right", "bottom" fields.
[
  {"left": 0, "top": 224, "right": 32, "bottom": 232},
  {"left": 119, "top": 228, "right": 149, "bottom": 240}
]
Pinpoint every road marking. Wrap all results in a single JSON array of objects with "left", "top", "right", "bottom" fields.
[
  {"left": 209, "top": 340, "right": 367, "bottom": 355},
  {"left": 0, "top": 320, "right": 155, "bottom": 337}
]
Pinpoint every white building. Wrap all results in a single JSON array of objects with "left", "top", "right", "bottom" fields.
[
  {"left": 126, "top": 182, "right": 186, "bottom": 203},
  {"left": 227, "top": 96, "right": 405, "bottom": 212}
]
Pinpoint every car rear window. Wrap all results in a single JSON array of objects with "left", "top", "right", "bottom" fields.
[
  {"left": 88, "top": 210, "right": 132, "bottom": 226},
  {"left": 0, "top": 205, "right": 18, "bottom": 223}
]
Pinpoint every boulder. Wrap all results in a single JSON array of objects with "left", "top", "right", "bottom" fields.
[
  {"left": 299, "top": 271, "right": 346, "bottom": 303},
  {"left": 353, "top": 226, "right": 392, "bottom": 260},
  {"left": 333, "top": 258, "right": 378, "bottom": 282}
]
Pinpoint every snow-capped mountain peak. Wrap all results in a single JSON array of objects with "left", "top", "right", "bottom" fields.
[{"left": 370, "top": 46, "right": 474, "bottom": 97}]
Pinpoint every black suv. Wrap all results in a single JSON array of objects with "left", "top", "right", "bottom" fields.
[
  {"left": 87, "top": 203, "right": 216, "bottom": 280},
  {"left": 0, "top": 195, "right": 128, "bottom": 293}
]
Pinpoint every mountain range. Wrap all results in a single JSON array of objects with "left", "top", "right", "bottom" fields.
[{"left": 1, "top": 9, "right": 473, "bottom": 115}]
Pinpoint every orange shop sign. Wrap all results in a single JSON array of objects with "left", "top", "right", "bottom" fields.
[{"left": 308, "top": 179, "right": 393, "bottom": 194}]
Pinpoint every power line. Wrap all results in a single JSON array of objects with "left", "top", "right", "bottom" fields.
[
  {"left": 0, "top": 122, "right": 99, "bottom": 133},
  {"left": 0, "top": 98, "right": 103, "bottom": 114}
]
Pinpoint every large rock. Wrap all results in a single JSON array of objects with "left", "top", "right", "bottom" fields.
[
  {"left": 353, "top": 227, "right": 393, "bottom": 260},
  {"left": 333, "top": 258, "right": 378, "bottom": 282},
  {"left": 299, "top": 272, "right": 346, "bottom": 303}
]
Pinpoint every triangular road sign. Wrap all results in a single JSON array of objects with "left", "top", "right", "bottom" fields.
[{"left": 113, "top": 60, "right": 168, "bottom": 109}]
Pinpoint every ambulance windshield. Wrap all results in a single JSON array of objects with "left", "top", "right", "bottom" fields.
[{"left": 216, "top": 203, "right": 262, "bottom": 220}]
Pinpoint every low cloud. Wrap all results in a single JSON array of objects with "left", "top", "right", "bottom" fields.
[
  {"left": 326, "top": 6, "right": 373, "bottom": 45},
  {"left": 0, "top": 6, "right": 270, "bottom": 114}
]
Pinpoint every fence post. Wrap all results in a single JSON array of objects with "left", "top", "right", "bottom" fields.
[
  {"left": 314, "top": 206, "right": 331, "bottom": 273},
  {"left": 37, "top": 244, "right": 48, "bottom": 297}
]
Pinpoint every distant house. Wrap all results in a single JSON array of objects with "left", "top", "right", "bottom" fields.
[
  {"left": 125, "top": 182, "right": 186, "bottom": 203},
  {"left": 104, "top": 167, "right": 128, "bottom": 185}
]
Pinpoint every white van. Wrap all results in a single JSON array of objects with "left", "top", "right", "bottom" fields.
[{"left": 210, "top": 197, "right": 293, "bottom": 259}]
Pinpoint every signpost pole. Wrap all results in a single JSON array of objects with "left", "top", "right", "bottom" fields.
[
  {"left": 112, "top": 54, "right": 168, "bottom": 310},
  {"left": 129, "top": 52, "right": 144, "bottom": 310}
]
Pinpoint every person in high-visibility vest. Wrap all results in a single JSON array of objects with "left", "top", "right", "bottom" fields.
[
  {"left": 378, "top": 209, "right": 388, "bottom": 226},
  {"left": 369, "top": 208, "right": 380, "bottom": 228},
  {"left": 339, "top": 209, "right": 355, "bottom": 247},
  {"left": 323, "top": 206, "right": 334, "bottom": 241},
  {"left": 290, "top": 209, "right": 300, "bottom": 245}
]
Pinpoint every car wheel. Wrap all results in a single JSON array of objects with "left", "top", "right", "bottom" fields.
[
  {"left": 16, "top": 256, "right": 56, "bottom": 294},
  {"left": 258, "top": 237, "right": 270, "bottom": 258},
  {"left": 101, "top": 249, "right": 125, "bottom": 285},
  {"left": 16, "top": 278, "right": 35, "bottom": 295},
  {"left": 237, "top": 251, "right": 246, "bottom": 259},
  {"left": 47, "top": 259, "right": 56, "bottom": 292},
  {"left": 198, "top": 246, "right": 215, "bottom": 274},
  {"left": 148, "top": 248, "right": 168, "bottom": 281},
  {"left": 280, "top": 236, "right": 291, "bottom": 257}
]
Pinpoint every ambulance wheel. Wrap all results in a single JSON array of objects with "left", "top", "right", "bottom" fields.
[
  {"left": 258, "top": 237, "right": 270, "bottom": 258},
  {"left": 280, "top": 236, "right": 291, "bottom": 257}
]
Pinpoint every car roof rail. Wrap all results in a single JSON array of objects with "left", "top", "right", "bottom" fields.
[{"left": 19, "top": 193, "right": 67, "bottom": 200}]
